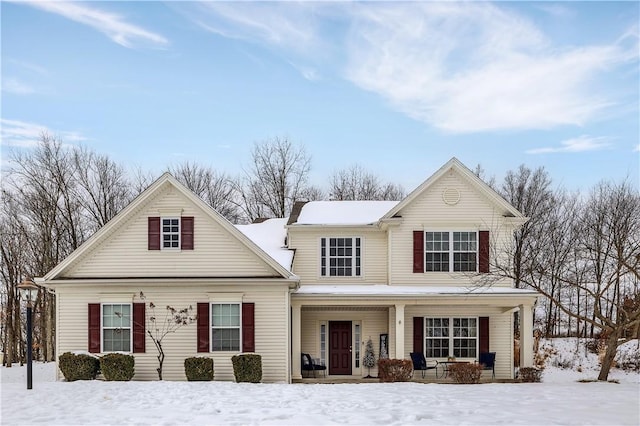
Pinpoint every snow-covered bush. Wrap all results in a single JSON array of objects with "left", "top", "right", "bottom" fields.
[
  {"left": 58, "top": 352, "right": 100, "bottom": 381},
  {"left": 231, "top": 354, "right": 262, "bottom": 383},
  {"left": 447, "top": 363, "right": 483, "bottom": 384},
  {"left": 377, "top": 359, "right": 412, "bottom": 382},
  {"left": 519, "top": 367, "right": 543, "bottom": 382},
  {"left": 184, "top": 357, "right": 214, "bottom": 381},
  {"left": 100, "top": 353, "right": 135, "bottom": 381}
]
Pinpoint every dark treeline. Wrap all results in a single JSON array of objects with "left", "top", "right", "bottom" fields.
[{"left": 1, "top": 135, "right": 638, "bottom": 381}]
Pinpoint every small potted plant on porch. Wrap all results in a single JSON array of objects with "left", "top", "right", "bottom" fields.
[{"left": 363, "top": 338, "right": 376, "bottom": 378}]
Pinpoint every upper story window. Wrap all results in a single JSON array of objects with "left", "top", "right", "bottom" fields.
[
  {"left": 320, "top": 237, "right": 361, "bottom": 277},
  {"left": 425, "top": 231, "right": 477, "bottom": 272},
  {"left": 148, "top": 216, "right": 194, "bottom": 250},
  {"left": 162, "top": 218, "right": 180, "bottom": 249}
]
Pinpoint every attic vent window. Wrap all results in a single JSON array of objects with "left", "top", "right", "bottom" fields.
[{"left": 442, "top": 188, "right": 460, "bottom": 205}]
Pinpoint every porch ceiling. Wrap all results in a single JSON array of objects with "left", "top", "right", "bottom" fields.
[{"left": 302, "top": 306, "right": 389, "bottom": 312}]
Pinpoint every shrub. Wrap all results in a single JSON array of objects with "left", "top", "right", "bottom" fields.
[
  {"left": 448, "top": 363, "right": 483, "bottom": 384},
  {"left": 100, "top": 353, "right": 135, "bottom": 381},
  {"left": 184, "top": 357, "right": 214, "bottom": 381},
  {"left": 519, "top": 367, "right": 543, "bottom": 383},
  {"left": 58, "top": 352, "right": 100, "bottom": 381},
  {"left": 377, "top": 358, "right": 413, "bottom": 382},
  {"left": 231, "top": 354, "right": 262, "bottom": 383}
]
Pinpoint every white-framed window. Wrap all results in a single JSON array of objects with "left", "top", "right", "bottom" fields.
[
  {"left": 425, "top": 317, "right": 478, "bottom": 358},
  {"left": 354, "top": 323, "right": 361, "bottom": 368},
  {"left": 425, "top": 231, "right": 477, "bottom": 272},
  {"left": 211, "top": 303, "right": 240, "bottom": 351},
  {"left": 320, "top": 237, "right": 361, "bottom": 277},
  {"left": 102, "top": 303, "right": 132, "bottom": 352},
  {"left": 162, "top": 217, "right": 180, "bottom": 249},
  {"left": 320, "top": 322, "right": 327, "bottom": 366}
]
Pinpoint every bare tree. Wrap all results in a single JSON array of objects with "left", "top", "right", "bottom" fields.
[
  {"left": 135, "top": 292, "right": 196, "bottom": 380},
  {"left": 240, "top": 137, "right": 311, "bottom": 220},
  {"left": 169, "top": 161, "right": 242, "bottom": 223},
  {"left": 328, "top": 164, "right": 405, "bottom": 201},
  {"left": 73, "top": 147, "right": 133, "bottom": 232},
  {"left": 499, "top": 165, "right": 554, "bottom": 336},
  {"left": 491, "top": 179, "right": 640, "bottom": 380}
]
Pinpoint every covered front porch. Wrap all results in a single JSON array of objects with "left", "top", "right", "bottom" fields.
[{"left": 290, "top": 286, "right": 538, "bottom": 383}]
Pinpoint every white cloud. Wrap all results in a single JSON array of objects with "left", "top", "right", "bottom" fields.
[
  {"left": 344, "top": 2, "right": 636, "bottom": 133},
  {"left": 18, "top": 1, "right": 168, "bottom": 48},
  {"left": 180, "top": 2, "right": 638, "bottom": 134},
  {"left": 0, "top": 119, "right": 87, "bottom": 148},
  {"left": 190, "top": 2, "right": 323, "bottom": 54},
  {"left": 2, "top": 78, "right": 36, "bottom": 95},
  {"left": 7, "top": 58, "right": 48, "bottom": 75},
  {"left": 634, "top": 144, "right": 640, "bottom": 152},
  {"left": 525, "top": 135, "right": 611, "bottom": 154}
]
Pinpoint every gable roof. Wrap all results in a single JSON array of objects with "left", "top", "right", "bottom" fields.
[
  {"left": 43, "top": 172, "right": 295, "bottom": 281},
  {"left": 382, "top": 157, "right": 524, "bottom": 219}
]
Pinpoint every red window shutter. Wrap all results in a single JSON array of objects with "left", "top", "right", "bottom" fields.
[
  {"left": 413, "top": 317, "right": 424, "bottom": 354},
  {"left": 413, "top": 231, "right": 424, "bottom": 273},
  {"left": 181, "top": 216, "right": 194, "bottom": 250},
  {"left": 133, "top": 303, "right": 146, "bottom": 353},
  {"left": 197, "top": 303, "right": 210, "bottom": 353},
  {"left": 88, "top": 303, "right": 101, "bottom": 353},
  {"left": 242, "top": 303, "right": 255, "bottom": 353},
  {"left": 479, "top": 231, "right": 490, "bottom": 273},
  {"left": 479, "top": 317, "right": 490, "bottom": 354},
  {"left": 148, "top": 217, "right": 160, "bottom": 250}
]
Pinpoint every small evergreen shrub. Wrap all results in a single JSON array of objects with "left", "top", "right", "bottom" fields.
[
  {"left": 231, "top": 354, "right": 262, "bottom": 383},
  {"left": 377, "top": 358, "right": 413, "bottom": 382},
  {"left": 519, "top": 367, "right": 543, "bottom": 383},
  {"left": 58, "top": 352, "right": 100, "bottom": 381},
  {"left": 100, "top": 353, "right": 135, "bottom": 381},
  {"left": 184, "top": 357, "right": 214, "bottom": 381},
  {"left": 448, "top": 363, "right": 483, "bottom": 384}
]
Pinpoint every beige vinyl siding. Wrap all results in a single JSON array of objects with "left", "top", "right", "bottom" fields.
[
  {"left": 67, "top": 187, "right": 276, "bottom": 278},
  {"left": 300, "top": 308, "right": 388, "bottom": 377},
  {"left": 390, "top": 169, "right": 515, "bottom": 287},
  {"left": 288, "top": 228, "right": 387, "bottom": 285},
  {"left": 404, "top": 305, "right": 514, "bottom": 379},
  {"left": 55, "top": 282, "right": 290, "bottom": 382}
]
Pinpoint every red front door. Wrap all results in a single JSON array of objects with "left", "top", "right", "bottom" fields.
[{"left": 329, "top": 321, "right": 352, "bottom": 375}]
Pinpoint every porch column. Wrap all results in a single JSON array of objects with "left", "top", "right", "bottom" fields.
[
  {"left": 519, "top": 304, "right": 534, "bottom": 368},
  {"left": 291, "top": 302, "right": 302, "bottom": 380},
  {"left": 395, "top": 304, "right": 405, "bottom": 359}
]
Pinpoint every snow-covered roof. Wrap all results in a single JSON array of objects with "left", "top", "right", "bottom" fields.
[
  {"left": 295, "top": 285, "right": 539, "bottom": 297},
  {"left": 235, "top": 218, "right": 294, "bottom": 271},
  {"left": 294, "top": 201, "right": 400, "bottom": 225}
]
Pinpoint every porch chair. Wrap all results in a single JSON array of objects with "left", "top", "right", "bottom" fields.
[
  {"left": 301, "top": 353, "right": 326, "bottom": 378},
  {"left": 410, "top": 352, "right": 438, "bottom": 379},
  {"left": 479, "top": 352, "right": 496, "bottom": 379}
]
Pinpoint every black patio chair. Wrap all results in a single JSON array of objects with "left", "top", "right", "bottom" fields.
[
  {"left": 301, "top": 353, "right": 326, "bottom": 378},
  {"left": 410, "top": 352, "right": 438, "bottom": 379},
  {"left": 479, "top": 352, "right": 496, "bottom": 379}
]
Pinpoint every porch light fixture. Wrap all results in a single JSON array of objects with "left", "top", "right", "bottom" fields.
[{"left": 18, "top": 277, "right": 39, "bottom": 390}]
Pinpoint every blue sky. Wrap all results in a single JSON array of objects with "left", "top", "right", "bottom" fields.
[{"left": 2, "top": 1, "right": 638, "bottom": 193}]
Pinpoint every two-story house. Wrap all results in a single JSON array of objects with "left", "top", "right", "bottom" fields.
[{"left": 39, "top": 158, "right": 538, "bottom": 382}]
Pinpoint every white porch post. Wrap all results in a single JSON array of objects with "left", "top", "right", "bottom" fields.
[
  {"left": 291, "top": 302, "right": 302, "bottom": 380},
  {"left": 395, "top": 304, "right": 405, "bottom": 360},
  {"left": 519, "top": 304, "right": 534, "bottom": 368}
]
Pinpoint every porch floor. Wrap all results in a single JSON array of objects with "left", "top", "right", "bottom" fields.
[{"left": 294, "top": 373, "right": 516, "bottom": 384}]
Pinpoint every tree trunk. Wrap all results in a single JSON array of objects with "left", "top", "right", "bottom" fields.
[{"left": 597, "top": 331, "right": 619, "bottom": 381}]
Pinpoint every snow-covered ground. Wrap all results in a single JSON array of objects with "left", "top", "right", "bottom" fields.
[{"left": 1, "top": 339, "right": 638, "bottom": 426}]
